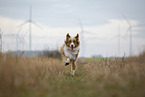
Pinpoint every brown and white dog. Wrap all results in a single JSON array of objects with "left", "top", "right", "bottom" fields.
[{"left": 60, "top": 33, "right": 80, "bottom": 76}]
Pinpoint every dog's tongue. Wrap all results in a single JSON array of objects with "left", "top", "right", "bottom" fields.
[{"left": 71, "top": 47, "right": 74, "bottom": 50}]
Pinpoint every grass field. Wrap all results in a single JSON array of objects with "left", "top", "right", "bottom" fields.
[{"left": 0, "top": 52, "right": 145, "bottom": 97}]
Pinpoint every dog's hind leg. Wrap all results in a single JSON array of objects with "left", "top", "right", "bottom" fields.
[{"left": 71, "top": 60, "right": 77, "bottom": 77}]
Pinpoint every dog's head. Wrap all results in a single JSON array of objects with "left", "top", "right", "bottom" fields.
[{"left": 65, "top": 33, "right": 80, "bottom": 50}]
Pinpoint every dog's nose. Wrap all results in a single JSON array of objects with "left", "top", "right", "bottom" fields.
[{"left": 71, "top": 45, "right": 74, "bottom": 48}]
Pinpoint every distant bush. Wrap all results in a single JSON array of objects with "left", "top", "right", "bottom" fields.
[
  {"left": 139, "top": 51, "right": 145, "bottom": 58},
  {"left": 42, "top": 49, "right": 61, "bottom": 59}
]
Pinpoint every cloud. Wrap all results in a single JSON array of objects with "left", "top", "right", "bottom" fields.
[{"left": 1, "top": 0, "right": 145, "bottom": 30}]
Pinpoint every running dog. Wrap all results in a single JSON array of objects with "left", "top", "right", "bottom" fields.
[{"left": 60, "top": 33, "right": 80, "bottom": 76}]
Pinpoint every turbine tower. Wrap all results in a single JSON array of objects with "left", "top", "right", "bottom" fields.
[
  {"left": 79, "top": 19, "right": 85, "bottom": 57},
  {"left": 118, "top": 24, "right": 120, "bottom": 57},
  {"left": 29, "top": 4, "right": 32, "bottom": 51},
  {"left": 79, "top": 19, "right": 94, "bottom": 57},
  {"left": 110, "top": 24, "right": 127, "bottom": 57},
  {"left": 123, "top": 15, "right": 132, "bottom": 56}
]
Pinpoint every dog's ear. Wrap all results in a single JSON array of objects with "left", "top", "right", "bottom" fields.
[
  {"left": 75, "top": 33, "right": 79, "bottom": 39},
  {"left": 75, "top": 34, "right": 80, "bottom": 45},
  {"left": 66, "top": 33, "right": 71, "bottom": 39},
  {"left": 65, "top": 33, "right": 70, "bottom": 44}
]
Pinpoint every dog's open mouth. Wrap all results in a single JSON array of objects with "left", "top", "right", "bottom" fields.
[
  {"left": 71, "top": 47, "right": 74, "bottom": 50},
  {"left": 70, "top": 45, "right": 74, "bottom": 50}
]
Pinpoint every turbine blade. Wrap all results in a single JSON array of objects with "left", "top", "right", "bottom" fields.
[
  {"left": 123, "top": 15, "right": 131, "bottom": 26},
  {"left": 31, "top": 21, "right": 43, "bottom": 29},
  {"left": 17, "top": 27, "right": 23, "bottom": 35},
  {"left": 123, "top": 27, "right": 130, "bottom": 39},
  {"left": 132, "top": 24, "right": 145, "bottom": 28},
  {"left": 3, "top": 34, "right": 16, "bottom": 37},
  {"left": 17, "top": 20, "right": 29, "bottom": 28}
]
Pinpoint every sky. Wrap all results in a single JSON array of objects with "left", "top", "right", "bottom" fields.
[{"left": 0, "top": 0, "right": 145, "bottom": 57}]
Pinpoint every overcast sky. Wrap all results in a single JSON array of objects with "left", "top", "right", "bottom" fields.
[{"left": 0, "top": 0, "right": 145, "bottom": 57}]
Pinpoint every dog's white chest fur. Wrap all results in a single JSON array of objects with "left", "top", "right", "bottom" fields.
[{"left": 63, "top": 45, "right": 79, "bottom": 60}]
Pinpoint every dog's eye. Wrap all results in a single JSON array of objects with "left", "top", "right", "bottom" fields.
[
  {"left": 73, "top": 40, "right": 76, "bottom": 42},
  {"left": 69, "top": 40, "right": 71, "bottom": 43}
]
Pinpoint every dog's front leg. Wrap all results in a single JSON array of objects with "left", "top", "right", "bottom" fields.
[
  {"left": 71, "top": 60, "right": 77, "bottom": 77},
  {"left": 65, "top": 57, "right": 70, "bottom": 66}
]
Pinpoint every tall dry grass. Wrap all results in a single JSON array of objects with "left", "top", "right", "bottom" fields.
[
  {"left": 0, "top": 52, "right": 145, "bottom": 97},
  {"left": 83, "top": 53, "right": 145, "bottom": 97},
  {"left": 0, "top": 54, "right": 67, "bottom": 97}
]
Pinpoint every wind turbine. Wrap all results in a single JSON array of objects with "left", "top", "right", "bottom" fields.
[
  {"left": 0, "top": 29, "right": 2, "bottom": 52},
  {"left": 17, "top": 4, "right": 41, "bottom": 51},
  {"left": 118, "top": 24, "right": 120, "bottom": 57},
  {"left": 79, "top": 19, "right": 85, "bottom": 57},
  {"left": 19, "top": 33, "right": 26, "bottom": 50},
  {"left": 16, "top": 29, "right": 27, "bottom": 51},
  {"left": 29, "top": 4, "right": 32, "bottom": 51},
  {"left": 16, "top": 27, "right": 22, "bottom": 51},
  {"left": 110, "top": 24, "right": 123, "bottom": 57},
  {"left": 78, "top": 19, "right": 95, "bottom": 57},
  {"left": 123, "top": 15, "right": 132, "bottom": 56}
]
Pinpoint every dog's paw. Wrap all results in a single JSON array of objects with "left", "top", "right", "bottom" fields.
[
  {"left": 66, "top": 58, "right": 70, "bottom": 63},
  {"left": 73, "top": 58, "right": 76, "bottom": 60},
  {"left": 71, "top": 74, "right": 74, "bottom": 77},
  {"left": 65, "top": 62, "right": 69, "bottom": 66}
]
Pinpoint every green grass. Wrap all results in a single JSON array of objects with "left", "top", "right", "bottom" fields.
[{"left": 0, "top": 53, "right": 145, "bottom": 97}]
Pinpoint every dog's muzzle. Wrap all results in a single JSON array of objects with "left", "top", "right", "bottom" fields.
[
  {"left": 71, "top": 45, "right": 74, "bottom": 50},
  {"left": 71, "top": 44, "right": 75, "bottom": 50}
]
